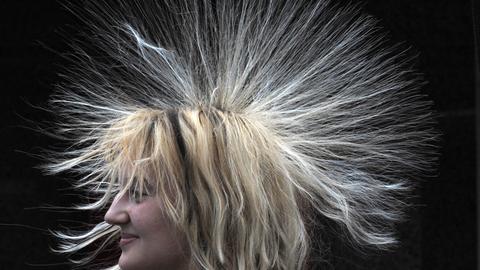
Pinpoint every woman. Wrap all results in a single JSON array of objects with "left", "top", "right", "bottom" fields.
[{"left": 42, "top": 0, "right": 436, "bottom": 269}]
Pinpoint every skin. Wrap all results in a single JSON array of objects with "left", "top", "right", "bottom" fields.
[{"left": 104, "top": 190, "right": 191, "bottom": 270}]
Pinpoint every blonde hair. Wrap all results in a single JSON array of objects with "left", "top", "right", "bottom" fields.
[{"left": 42, "top": 0, "right": 436, "bottom": 269}]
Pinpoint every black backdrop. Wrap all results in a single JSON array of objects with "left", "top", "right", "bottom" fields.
[{"left": 0, "top": 1, "right": 476, "bottom": 269}]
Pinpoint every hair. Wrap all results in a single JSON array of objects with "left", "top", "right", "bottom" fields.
[{"left": 41, "top": 0, "right": 437, "bottom": 269}]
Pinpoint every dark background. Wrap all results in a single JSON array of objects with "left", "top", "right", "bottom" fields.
[{"left": 0, "top": 0, "right": 477, "bottom": 269}]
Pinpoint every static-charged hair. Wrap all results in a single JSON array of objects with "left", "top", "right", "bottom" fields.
[{"left": 42, "top": 0, "right": 437, "bottom": 269}]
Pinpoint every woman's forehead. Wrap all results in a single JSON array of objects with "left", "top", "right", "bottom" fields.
[{"left": 116, "top": 166, "right": 155, "bottom": 186}]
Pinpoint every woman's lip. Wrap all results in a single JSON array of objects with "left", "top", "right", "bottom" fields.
[
  {"left": 119, "top": 237, "right": 138, "bottom": 247},
  {"left": 121, "top": 233, "right": 139, "bottom": 238}
]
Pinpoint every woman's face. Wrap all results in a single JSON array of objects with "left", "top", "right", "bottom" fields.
[{"left": 104, "top": 189, "right": 190, "bottom": 270}]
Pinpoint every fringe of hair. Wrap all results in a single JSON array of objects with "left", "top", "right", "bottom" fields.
[{"left": 41, "top": 0, "right": 437, "bottom": 269}]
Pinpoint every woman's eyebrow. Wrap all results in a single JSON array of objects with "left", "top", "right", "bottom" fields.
[{"left": 132, "top": 176, "right": 154, "bottom": 190}]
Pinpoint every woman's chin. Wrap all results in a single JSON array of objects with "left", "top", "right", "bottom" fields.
[{"left": 118, "top": 249, "right": 138, "bottom": 270}]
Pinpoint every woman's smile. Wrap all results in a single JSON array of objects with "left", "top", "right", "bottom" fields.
[{"left": 120, "top": 233, "right": 139, "bottom": 247}]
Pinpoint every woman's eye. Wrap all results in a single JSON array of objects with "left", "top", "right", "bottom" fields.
[{"left": 128, "top": 189, "right": 150, "bottom": 203}]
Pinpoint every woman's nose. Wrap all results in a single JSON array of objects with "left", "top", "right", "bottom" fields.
[{"left": 104, "top": 192, "right": 130, "bottom": 225}]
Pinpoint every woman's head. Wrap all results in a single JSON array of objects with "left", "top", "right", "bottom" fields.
[
  {"left": 42, "top": 0, "right": 436, "bottom": 269},
  {"left": 99, "top": 108, "right": 310, "bottom": 269}
]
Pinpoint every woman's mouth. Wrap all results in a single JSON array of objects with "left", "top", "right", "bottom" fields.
[{"left": 120, "top": 233, "right": 139, "bottom": 247}]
